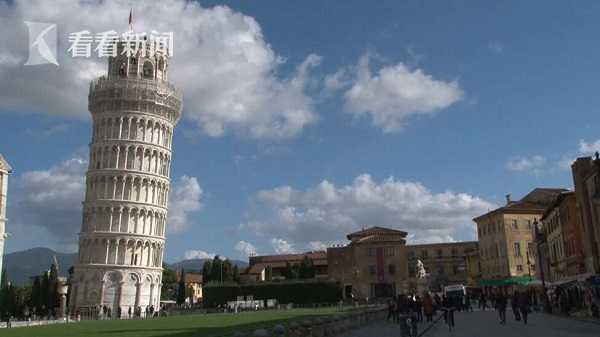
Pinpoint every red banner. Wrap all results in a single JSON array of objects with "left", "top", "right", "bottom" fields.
[{"left": 376, "top": 247, "right": 384, "bottom": 282}]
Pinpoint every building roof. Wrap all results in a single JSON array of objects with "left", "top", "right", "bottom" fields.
[
  {"left": 346, "top": 226, "right": 408, "bottom": 240},
  {"left": 406, "top": 241, "right": 478, "bottom": 249},
  {"left": 176, "top": 271, "right": 203, "bottom": 284},
  {"left": 0, "top": 154, "right": 11, "bottom": 173},
  {"left": 473, "top": 188, "right": 568, "bottom": 222},
  {"left": 249, "top": 251, "right": 327, "bottom": 265},
  {"left": 540, "top": 191, "right": 575, "bottom": 221}
]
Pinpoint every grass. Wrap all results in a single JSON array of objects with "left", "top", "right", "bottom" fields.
[{"left": 2, "top": 307, "right": 344, "bottom": 337}]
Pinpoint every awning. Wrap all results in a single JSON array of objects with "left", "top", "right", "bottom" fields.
[{"left": 478, "top": 276, "right": 536, "bottom": 286}]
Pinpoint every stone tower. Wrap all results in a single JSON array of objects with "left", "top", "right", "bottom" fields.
[
  {"left": 70, "top": 39, "right": 182, "bottom": 315},
  {"left": 0, "top": 154, "right": 12, "bottom": 284}
]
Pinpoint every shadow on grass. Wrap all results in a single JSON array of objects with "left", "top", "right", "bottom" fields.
[{"left": 96, "top": 314, "right": 330, "bottom": 337}]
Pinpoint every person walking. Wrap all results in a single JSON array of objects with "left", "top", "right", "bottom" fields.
[
  {"left": 518, "top": 291, "right": 531, "bottom": 325},
  {"left": 495, "top": 290, "right": 507, "bottom": 325},
  {"left": 480, "top": 292, "right": 487, "bottom": 311},
  {"left": 415, "top": 296, "right": 423, "bottom": 322},
  {"left": 511, "top": 291, "right": 521, "bottom": 321},
  {"left": 423, "top": 294, "right": 434, "bottom": 322},
  {"left": 387, "top": 299, "right": 394, "bottom": 322},
  {"left": 442, "top": 295, "right": 455, "bottom": 331}
]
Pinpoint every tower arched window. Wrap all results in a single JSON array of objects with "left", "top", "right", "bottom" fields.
[{"left": 143, "top": 61, "right": 154, "bottom": 79}]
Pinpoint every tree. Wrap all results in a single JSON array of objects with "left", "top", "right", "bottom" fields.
[
  {"left": 222, "top": 259, "right": 233, "bottom": 282},
  {"left": 161, "top": 267, "right": 178, "bottom": 301},
  {"left": 210, "top": 256, "right": 222, "bottom": 283},
  {"left": 202, "top": 260, "right": 212, "bottom": 284},
  {"left": 47, "top": 262, "right": 59, "bottom": 313},
  {"left": 299, "top": 256, "right": 316, "bottom": 279},
  {"left": 233, "top": 265, "right": 240, "bottom": 283},
  {"left": 176, "top": 269, "right": 186, "bottom": 305},
  {"left": 284, "top": 262, "right": 293, "bottom": 280},
  {"left": 265, "top": 266, "right": 273, "bottom": 281}
]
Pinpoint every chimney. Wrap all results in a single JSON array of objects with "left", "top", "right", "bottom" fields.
[{"left": 506, "top": 194, "right": 512, "bottom": 205}]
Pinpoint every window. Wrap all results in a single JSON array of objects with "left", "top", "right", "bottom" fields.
[
  {"left": 367, "top": 247, "right": 375, "bottom": 256},
  {"left": 368, "top": 265, "right": 376, "bottom": 275},
  {"left": 437, "top": 249, "right": 443, "bottom": 257},
  {"left": 514, "top": 242, "right": 521, "bottom": 257},
  {"left": 408, "top": 251, "right": 416, "bottom": 260},
  {"left": 512, "top": 219, "right": 518, "bottom": 230},
  {"left": 388, "top": 264, "right": 396, "bottom": 274},
  {"left": 516, "top": 265, "right": 523, "bottom": 272},
  {"left": 451, "top": 248, "right": 457, "bottom": 257},
  {"left": 421, "top": 250, "right": 428, "bottom": 259},
  {"left": 527, "top": 220, "right": 532, "bottom": 230}
]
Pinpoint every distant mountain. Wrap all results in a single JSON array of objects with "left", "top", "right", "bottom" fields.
[
  {"left": 167, "top": 258, "right": 248, "bottom": 272},
  {"left": 2, "top": 248, "right": 77, "bottom": 285},
  {"left": 2, "top": 248, "right": 248, "bottom": 285}
]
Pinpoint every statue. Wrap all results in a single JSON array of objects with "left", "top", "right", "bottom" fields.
[{"left": 416, "top": 259, "right": 427, "bottom": 279}]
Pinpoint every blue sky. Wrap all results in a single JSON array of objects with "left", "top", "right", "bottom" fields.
[{"left": 1, "top": 0, "right": 599, "bottom": 262}]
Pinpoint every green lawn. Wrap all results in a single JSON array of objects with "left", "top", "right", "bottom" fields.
[{"left": 3, "top": 307, "right": 344, "bottom": 337}]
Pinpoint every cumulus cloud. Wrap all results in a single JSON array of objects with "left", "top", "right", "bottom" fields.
[
  {"left": 329, "top": 53, "right": 463, "bottom": 132},
  {"left": 579, "top": 139, "right": 600, "bottom": 155},
  {"left": 505, "top": 155, "right": 546, "bottom": 172},
  {"left": 9, "top": 158, "right": 87, "bottom": 247},
  {"left": 234, "top": 241, "right": 257, "bottom": 258},
  {"left": 241, "top": 174, "right": 494, "bottom": 247},
  {"left": 183, "top": 249, "right": 216, "bottom": 260},
  {"left": 0, "top": 0, "right": 320, "bottom": 139},
  {"left": 168, "top": 175, "right": 204, "bottom": 233},
  {"left": 271, "top": 238, "right": 295, "bottom": 254}
]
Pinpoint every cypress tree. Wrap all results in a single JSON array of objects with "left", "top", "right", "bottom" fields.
[
  {"left": 176, "top": 269, "right": 186, "bottom": 305},
  {"left": 201, "top": 260, "right": 212, "bottom": 284}
]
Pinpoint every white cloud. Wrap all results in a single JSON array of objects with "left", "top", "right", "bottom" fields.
[
  {"left": 168, "top": 175, "right": 204, "bottom": 233},
  {"left": 271, "top": 238, "right": 295, "bottom": 254},
  {"left": 579, "top": 139, "right": 600, "bottom": 155},
  {"left": 307, "top": 241, "right": 329, "bottom": 251},
  {"left": 234, "top": 240, "right": 257, "bottom": 258},
  {"left": 183, "top": 249, "right": 216, "bottom": 260},
  {"left": 488, "top": 42, "right": 504, "bottom": 53},
  {"left": 0, "top": 0, "right": 320, "bottom": 139},
  {"left": 10, "top": 158, "right": 87, "bottom": 246},
  {"left": 242, "top": 174, "right": 494, "bottom": 246},
  {"left": 505, "top": 155, "right": 546, "bottom": 172},
  {"left": 335, "top": 53, "right": 463, "bottom": 132}
]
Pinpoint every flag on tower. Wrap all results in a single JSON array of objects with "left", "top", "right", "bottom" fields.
[{"left": 128, "top": 9, "right": 132, "bottom": 25}]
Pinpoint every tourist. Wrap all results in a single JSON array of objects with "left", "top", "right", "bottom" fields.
[
  {"left": 480, "top": 292, "right": 487, "bottom": 311},
  {"left": 423, "top": 294, "right": 434, "bottom": 322},
  {"left": 117, "top": 306, "right": 122, "bottom": 319},
  {"left": 442, "top": 295, "right": 455, "bottom": 331},
  {"left": 495, "top": 290, "right": 507, "bottom": 325},
  {"left": 511, "top": 291, "right": 521, "bottom": 321},
  {"left": 415, "top": 295, "right": 423, "bottom": 322},
  {"left": 128, "top": 306, "right": 132, "bottom": 319},
  {"left": 518, "top": 291, "right": 531, "bottom": 325},
  {"left": 387, "top": 299, "right": 394, "bottom": 322}
]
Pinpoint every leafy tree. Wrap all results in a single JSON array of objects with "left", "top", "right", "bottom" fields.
[
  {"left": 176, "top": 269, "right": 186, "bottom": 305},
  {"left": 210, "top": 256, "right": 222, "bottom": 283},
  {"left": 299, "top": 256, "right": 316, "bottom": 279},
  {"left": 265, "top": 265, "right": 273, "bottom": 281},
  {"left": 222, "top": 259, "right": 233, "bottom": 282},
  {"left": 284, "top": 262, "right": 293, "bottom": 280},
  {"left": 233, "top": 265, "right": 240, "bottom": 283},
  {"left": 202, "top": 260, "right": 212, "bottom": 284},
  {"left": 161, "top": 266, "right": 178, "bottom": 301}
]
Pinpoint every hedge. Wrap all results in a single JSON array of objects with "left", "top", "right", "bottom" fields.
[{"left": 203, "top": 280, "right": 342, "bottom": 307}]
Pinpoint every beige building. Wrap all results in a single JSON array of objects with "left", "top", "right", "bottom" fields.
[
  {"left": 176, "top": 271, "right": 203, "bottom": 304},
  {"left": 327, "top": 227, "right": 409, "bottom": 299},
  {"left": 0, "top": 154, "right": 11, "bottom": 284},
  {"left": 406, "top": 241, "right": 478, "bottom": 291},
  {"left": 474, "top": 188, "right": 566, "bottom": 283}
]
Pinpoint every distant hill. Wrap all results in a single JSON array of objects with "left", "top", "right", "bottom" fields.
[
  {"left": 2, "top": 248, "right": 77, "bottom": 285},
  {"left": 167, "top": 258, "right": 248, "bottom": 272},
  {"left": 2, "top": 248, "right": 248, "bottom": 285}
]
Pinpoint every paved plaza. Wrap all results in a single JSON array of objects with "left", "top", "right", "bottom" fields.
[{"left": 347, "top": 310, "right": 600, "bottom": 337}]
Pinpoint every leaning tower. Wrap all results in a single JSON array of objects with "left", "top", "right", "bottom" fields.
[{"left": 70, "top": 39, "right": 182, "bottom": 316}]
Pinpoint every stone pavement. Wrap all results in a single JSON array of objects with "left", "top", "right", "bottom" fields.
[{"left": 346, "top": 310, "right": 600, "bottom": 337}]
